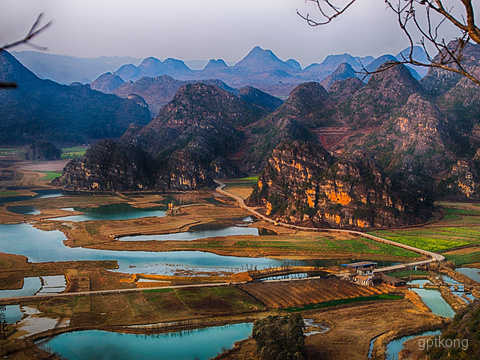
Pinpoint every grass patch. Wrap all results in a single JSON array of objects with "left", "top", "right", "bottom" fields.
[
  {"left": 204, "top": 197, "right": 224, "bottom": 205},
  {"left": 0, "top": 148, "right": 26, "bottom": 156},
  {"left": 0, "top": 190, "right": 20, "bottom": 197},
  {"left": 224, "top": 175, "right": 259, "bottom": 188},
  {"left": 142, "top": 288, "right": 174, "bottom": 293},
  {"left": 41, "top": 171, "right": 62, "bottom": 180},
  {"left": 234, "top": 236, "right": 419, "bottom": 258},
  {"left": 175, "top": 286, "right": 265, "bottom": 313},
  {"left": 444, "top": 251, "right": 480, "bottom": 266},
  {"left": 369, "top": 230, "right": 470, "bottom": 252},
  {"left": 283, "top": 294, "right": 403, "bottom": 312},
  {"left": 61, "top": 147, "right": 88, "bottom": 159},
  {"left": 390, "top": 269, "right": 429, "bottom": 278},
  {"left": 443, "top": 207, "right": 480, "bottom": 216}
]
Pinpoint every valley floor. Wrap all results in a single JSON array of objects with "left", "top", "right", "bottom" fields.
[{"left": 0, "top": 159, "right": 478, "bottom": 359}]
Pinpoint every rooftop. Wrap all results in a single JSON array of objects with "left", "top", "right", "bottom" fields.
[{"left": 343, "top": 261, "right": 378, "bottom": 268}]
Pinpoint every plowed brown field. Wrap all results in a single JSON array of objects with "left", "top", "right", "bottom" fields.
[{"left": 238, "top": 278, "right": 389, "bottom": 309}]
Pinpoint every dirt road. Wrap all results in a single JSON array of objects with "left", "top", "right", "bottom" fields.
[{"left": 214, "top": 180, "right": 445, "bottom": 270}]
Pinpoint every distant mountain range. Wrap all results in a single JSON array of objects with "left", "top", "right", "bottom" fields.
[
  {"left": 13, "top": 46, "right": 429, "bottom": 98},
  {"left": 0, "top": 51, "right": 150, "bottom": 145}
]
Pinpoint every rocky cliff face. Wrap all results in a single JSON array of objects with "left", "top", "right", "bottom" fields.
[
  {"left": 248, "top": 141, "right": 431, "bottom": 228},
  {"left": 61, "top": 139, "right": 155, "bottom": 192},
  {"left": 244, "top": 82, "right": 331, "bottom": 173}
]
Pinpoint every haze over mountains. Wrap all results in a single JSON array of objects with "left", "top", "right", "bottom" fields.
[
  {"left": 0, "top": 51, "right": 150, "bottom": 145},
  {"left": 14, "top": 46, "right": 428, "bottom": 99}
]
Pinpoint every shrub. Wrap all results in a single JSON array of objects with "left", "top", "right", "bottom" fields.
[{"left": 252, "top": 314, "right": 305, "bottom": 360}]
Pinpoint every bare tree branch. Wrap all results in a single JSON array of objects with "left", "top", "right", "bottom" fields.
[
  {"left": 298, "top": 0, "right": 480, "bottom": 85},
  {"left": 0, "top": 13, "right": 52, "bottom": 53},
  {"left": 0, "top": 13, "right": 52, "bottom": 89}
]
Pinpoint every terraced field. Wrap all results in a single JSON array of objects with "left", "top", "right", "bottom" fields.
[{"left": 238, "top": 278, "right": 389, "bottom": 309}]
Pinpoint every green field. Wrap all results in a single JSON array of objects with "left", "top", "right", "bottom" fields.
[
  {"left": 389, "top": 269, "right": 429, "bottom": 278},
  {"left": 236, "top": 236, "right": 420, "bottom": 258},
  {"left": 61, "top": 147, "right": 88, "bottom": 159},
  {"left": 41, "top": 171, "right": 62, "bottom": 180},
  {"left": 224, "top": 175, "right": 259, "bottom": 188},
  {"left": 371, "top": 205, "right": 480, "bottom": 265},
  {"left": 183, "top": 234, "right": 420, "bottom": 258},
  {"left": 444, "top": 251, "right": 480, "bottom": 266},
  {"left": 0, "top": 190, "right": 20, "bottom": 197},
  {"left": 142, "top": 288, "right": 174, "bottom": 293}
]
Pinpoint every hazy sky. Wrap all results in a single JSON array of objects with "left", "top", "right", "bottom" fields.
[{"left": 0, "top": 0, "right": 472, "bottom": 66}]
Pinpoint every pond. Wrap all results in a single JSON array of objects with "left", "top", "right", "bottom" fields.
[
  {"left": 0, "top": 276, "right": 66, "bottom": 298},
  {"left": 50, "top": 203, "right": 166, "bottom": 222},
  {"left": 0, "top": 189, "right": 63, "bottom": 205},
  {"left": 0, "top": 277, "right": 41, "bottom": 298},
  {"left": 408, "top": 287, "right": 455, "bottom": 318},
  {"left": 36, "top": 323, "right": 253, "bottom": 360},
  {"left": 118, "top": 225, "right": 259, "bottom": 241},
  {"left": 385, "top": 330, "right": 441, "bottom": 360},
  {"left": 4, "top": 305, "right": 23, "bottom": 324},
  {"left": 456, "top": 267, "right": 480, "bottom": 283},
  {"left": 6, "top": 205, "right": 41, "bottom": 215},
  {"left": 0, "top": 223, "right": 284, "bottom": 275}
]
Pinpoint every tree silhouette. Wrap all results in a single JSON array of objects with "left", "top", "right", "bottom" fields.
[
  {"left": 298, "top": 0, "right": 480, "bottom": 85},
  {"left": 0, "top": 13, "right": 51, "bottom": 89}
]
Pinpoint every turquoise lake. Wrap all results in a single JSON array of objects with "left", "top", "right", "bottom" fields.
[
  {"left": 36, "top": 323, "right": 253, "bottom": 360},
  {"left": 51, "top": 203, "right": 166, "bottom": 222},
  {"left": 409, "top": 287, "right": 455, "bottom": 318},
  {"left": 0, "top": 223, "right": 283, "bottom": 275}
]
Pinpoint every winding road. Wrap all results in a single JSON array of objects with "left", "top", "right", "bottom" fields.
[
  {"left": 0, "top": 182, "right": 444, "bottom": 304},
  {"left": 214, "top": 180, "right": 445, "bottom": 273}
]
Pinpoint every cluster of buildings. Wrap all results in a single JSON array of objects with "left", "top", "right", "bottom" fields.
[{"left": 343, "top": 261, "right": 407, "bottom": 288}]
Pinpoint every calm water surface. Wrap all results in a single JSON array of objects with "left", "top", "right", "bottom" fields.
[
  {"left": 0, "top": 224, "right": 283, "bottom": 275},
  {"left": 385, "top": 330, "right": 441, "bottom": 360},
  {"left": 456, "top": 267, "right": 480, "bottom": 283},
  {"left": 119, "top": 226, "right": 259, "bottom": 241},
  {"left": 37, "top": 323, "right": 253, "bottom": 360},
  {"left": 51, "top": 203, "right": 166, "bottom": 222},
  {"left": 0, "top": 189, "right": 63, "bottom": 205},
  {"left": 408, "top": 287, "right": 455, "bottom": 318},
  {"left": 6, "top": 205, "right": 41, "bottom": 215}
]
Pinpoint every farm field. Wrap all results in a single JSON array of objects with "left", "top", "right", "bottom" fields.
[
  {"left": 371, "top": 204, "right": 480, "bottom": 266},
  {"left": 238, "top": 278, "right": 390, "bottom": 309}
]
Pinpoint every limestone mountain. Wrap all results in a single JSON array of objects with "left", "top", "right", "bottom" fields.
[
  {"left": 203, "top": 59, "right": 228, "bottom": 71},
  {"left": 90, "top": 72, "right": 125, "bottom": 93},
  {"left": 115, "top": 56, "right": 194, "bottom": 82},
  {"left": 61, "top": 83, "right": 268, "bottom": 191},
  {"left": 0, "top": 51, "right": 151, "bottom": 145},
  {"left": 243, "top": 82, "right": 330, "bottom": 173},
  {"left": 109, "top": 75, "right": 237, "bottom": 116},
  {"left": 61, "top": 139, "right": 155, "bottom": 192},
  {"left": 234, "top": 46, "right": 297, "bottom": 73},
  {"left": 248, "top": 141, "right": 431, "bottom": 228},
  {"left": 25, "top": 141, "right": 62, "bottom": 161},
  {"left": 320, "top": 63, "right": 357, "bottom": 91},
  {"left": 237, "top": 86, "right": 283, "bottom": 112}
]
